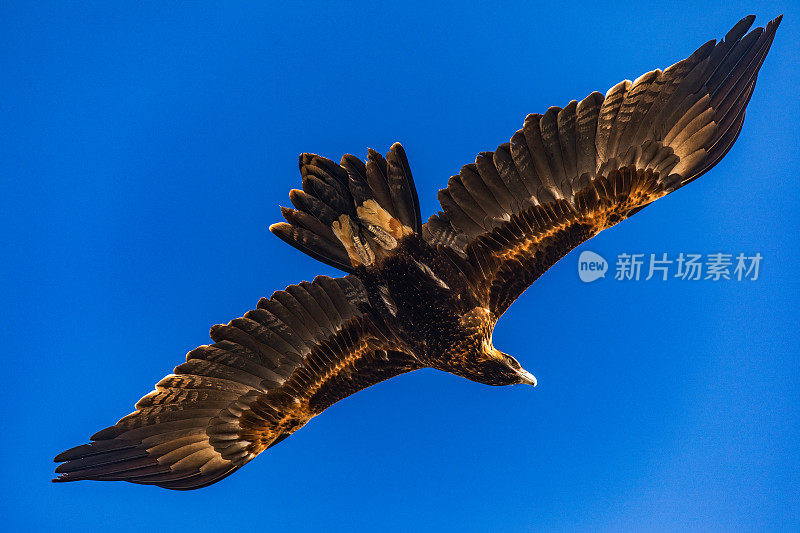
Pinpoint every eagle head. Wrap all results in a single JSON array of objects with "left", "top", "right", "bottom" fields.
[
  {"left": 472, "top": 343, "right": 537, "bottom": 387},
  {"left": 448, "top": 307, "right": 537, "bottom": 387}
]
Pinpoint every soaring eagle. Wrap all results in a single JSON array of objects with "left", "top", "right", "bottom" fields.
[{"left": 54, "top": 15, "right": 781, "bottom": 490}]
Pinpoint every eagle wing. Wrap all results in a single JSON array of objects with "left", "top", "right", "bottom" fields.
[
  {"left": 425, "top": 14, "right": 780, "bottom": 317},
  {"left": 53, "top": 275, "right": 419, "bottom": 490}
]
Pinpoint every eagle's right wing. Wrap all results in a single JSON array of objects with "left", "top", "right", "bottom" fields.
[
  {"left": 54, "top": 275, "right": 419, "bottom": 490},
  {"left": 425, "top": 14, "right": 780, "bottom": 317}
]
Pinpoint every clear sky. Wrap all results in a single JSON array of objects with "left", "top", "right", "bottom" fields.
[{"left": 2, "top": 1, "right": 798, "bottom": 531}]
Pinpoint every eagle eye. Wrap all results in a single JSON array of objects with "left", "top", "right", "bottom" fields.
[{"left": 504, "top": 355, "right": 518, "bottom": 368}]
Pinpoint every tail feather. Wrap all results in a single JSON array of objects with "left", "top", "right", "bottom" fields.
[
  {"left": 272, "top": 143, "right": 421, "bottom": 272},
  {"left": 385, "top": 144, "right": 422, "bottom": 230}
]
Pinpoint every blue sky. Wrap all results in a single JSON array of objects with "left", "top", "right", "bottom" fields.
[{"left": 2, "top": 2, "right": 798, "bottom": 531}]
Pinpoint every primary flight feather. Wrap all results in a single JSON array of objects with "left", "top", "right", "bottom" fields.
[{"left": 54, "top": 14, "right": 781, "bottom": 490}]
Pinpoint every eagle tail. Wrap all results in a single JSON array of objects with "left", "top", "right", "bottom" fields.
[{"left": 271, "top": 142, "right": 422, "bottom": 272}]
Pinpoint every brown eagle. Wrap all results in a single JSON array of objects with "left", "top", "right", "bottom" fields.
[{"left": 54, "top": 14, "right": 781, "bottom": 490}]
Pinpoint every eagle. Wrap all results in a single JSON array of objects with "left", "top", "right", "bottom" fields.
[{"left": 54, "top": 14, "right": 781, "bottom": 490}]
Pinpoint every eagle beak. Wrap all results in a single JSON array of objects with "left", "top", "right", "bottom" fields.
[{"left": 517, "top": 369, "right": 537, "bottom": 387}]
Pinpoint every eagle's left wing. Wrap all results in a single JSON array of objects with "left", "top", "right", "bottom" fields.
[
  {"left": 54, "top": 275, "right": 419, "bottom": 490},
  {"left": 425, "top": 14, "right": 780, "bottom": 318}
]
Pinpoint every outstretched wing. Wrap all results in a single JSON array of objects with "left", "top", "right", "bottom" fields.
[
  {"left": 426, "top": 14, "right": 780, "bottom": 317},
  {"left": 54, "top": 275, "right": 419, "bottom": 490}
]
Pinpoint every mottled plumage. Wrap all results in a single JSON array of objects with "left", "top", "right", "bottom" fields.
[{"left": 54, "top": 14, "right": 781, "bottom": 490}]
